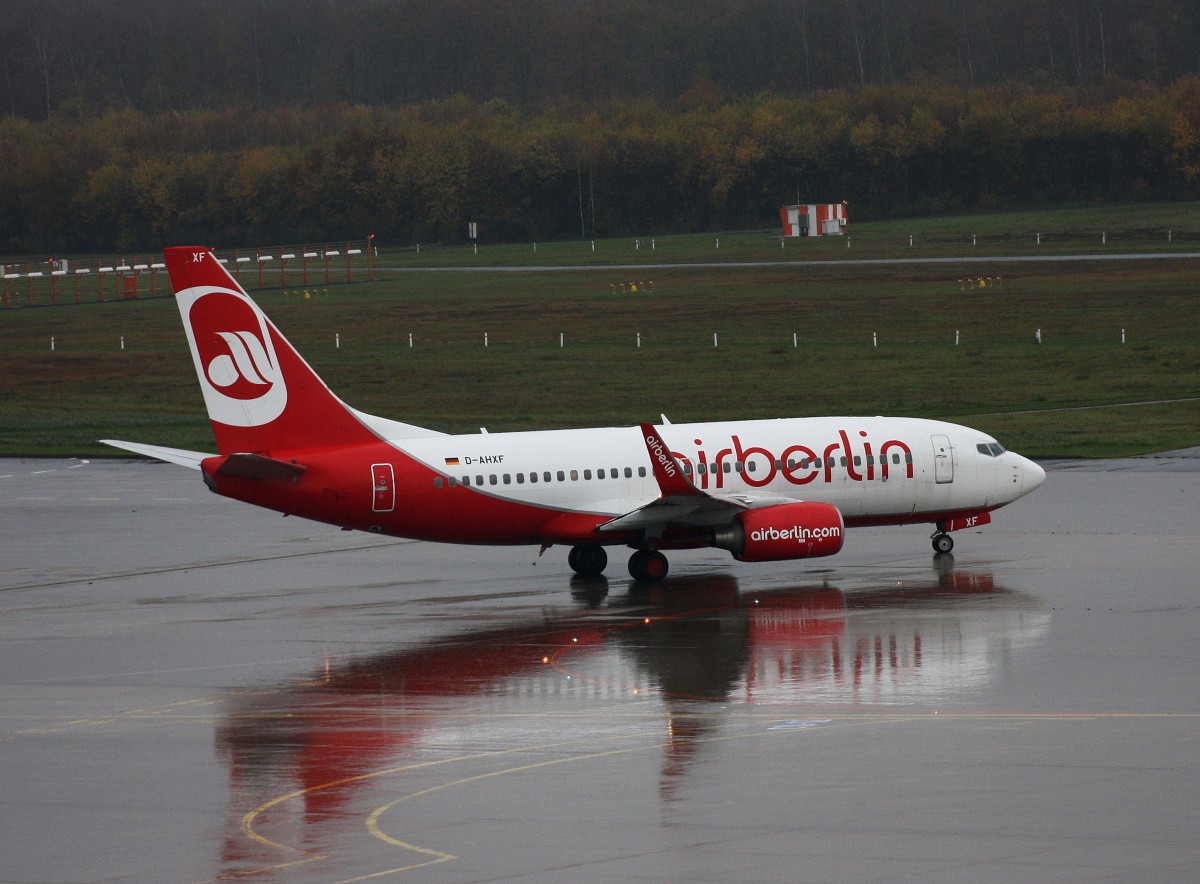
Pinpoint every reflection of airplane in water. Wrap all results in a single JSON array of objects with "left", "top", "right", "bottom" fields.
[{"left": 216, "top": 567, "right": 1047, "bottom": 872}]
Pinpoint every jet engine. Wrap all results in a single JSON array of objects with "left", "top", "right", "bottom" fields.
[{"left": 712, "top": 501, "right": 844, "bottom": 562}]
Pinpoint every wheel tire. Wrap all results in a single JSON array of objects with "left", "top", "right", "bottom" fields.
[
  {"left": 628, "top": 549, "right": 669, "bottom": 582},
  {"left": 572, "top": 544, "right": 608, "bottom": 576},
  {"left": 932, "top": 533, "right": 954, "bottom": 554},
  {"left": 642, "top": 550, "right": 668, "bottom": 581}
]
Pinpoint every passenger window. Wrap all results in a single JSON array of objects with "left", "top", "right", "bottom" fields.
[
  {"left": 747, "top": 461, "right": 756, "bottom": 472},
  {"left": 735, "top": 462, "right": 744, "bottom": 473},
  {"left": 544, "top": 471, "right": 552, "bottom": 482},
  {"left": 476, "top": 475, "right": 484, "bottom": 485},
  {"left": 570, "top": 470, "right": 578, "bottom": 481},
  {"left": 853, "top": 456, "right": 861, "bottom": 466},
  {"left": 638, "top": 467, "right": 647, "bottom": 477},
  {"left": 489, "top": 475, "right": 497, "bottom": 485},
  {"left": 610, "top": 468, "right": 619, "bottom": 479},
  {"left": 722, "top": 462, "right": 731, "bottom": 474},
  {"left": 462, "top": 476, "right": 470, "bottom": 486},
  {"left": 624, "top": 467, "right": 632, "bottom": 478},
  {"left": 516, "top": 473, "right": 524, "bottom": 484},
  {"left": 683, "top": 462, "right": 693, "bottom": 474},
  {"left": 503, "top": 474, "right": 511, "bottom": 484},
  {"left": 584, "top": 469, "right": 592, "bottom": 480},
  {"left": 434, "top": 477, "right": 443, "bottom": 488},
  {"left": 892, "top": 454, "right": 900, "bottom": 464},
  {"left": 448, "top": 477, "right": 457, "bottom": 487},
  {"left": 840, "top": 457, "right": 847, "bottom": 467}
]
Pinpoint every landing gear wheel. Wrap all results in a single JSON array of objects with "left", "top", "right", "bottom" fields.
[
  {"left": 569, "top": 544, "right": 608, "bottom": 576},
  {"left": 932, "top": 532, "right": 954, "bottom": 554},
  {"left": 628, "top": 549, "right": 669, "bottom": 582}
]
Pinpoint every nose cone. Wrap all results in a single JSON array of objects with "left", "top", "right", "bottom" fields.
[{"left": 1020, "top": 456, "right": 1046, "bottom": 495}]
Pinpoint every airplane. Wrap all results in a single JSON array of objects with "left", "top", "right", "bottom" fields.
[{"left": 102, "top": 246, "right": 1046, "bottom": 582}]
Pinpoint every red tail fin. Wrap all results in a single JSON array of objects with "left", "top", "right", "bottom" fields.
[{"left": 164, "top": 247, "right": 379, "bottom": 455}]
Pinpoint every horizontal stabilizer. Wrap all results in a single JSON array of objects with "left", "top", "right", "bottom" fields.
[
  {"left": 213, "top": 453, "right": 306, "bottom": 481},
  {"left": 100, "top": 440, "right": 211, "bottom": 470}
]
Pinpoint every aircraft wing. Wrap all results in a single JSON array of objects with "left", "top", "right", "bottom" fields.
[
  {"left": 598, "top": 424, "right": 793, "bottom": 532},
  {"left": 100, "top": 440, "right": 212, "bottom": 470}
]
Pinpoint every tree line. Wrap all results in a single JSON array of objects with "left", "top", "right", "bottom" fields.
[
  {"left": 3, "top": 78, "right": 1200, "bottom": 253},
  {"left": 3, "top": 0, "right": 1198, "bottom": 120}
]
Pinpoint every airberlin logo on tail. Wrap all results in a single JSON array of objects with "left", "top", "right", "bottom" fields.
[
  {"left": 207, "top": 330, "right": 275, "bottom": 392},
  {"left": 179, "top": 286, "right": 287, "bottom": 427}
]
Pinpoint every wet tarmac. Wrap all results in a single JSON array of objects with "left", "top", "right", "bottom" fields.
[{"left": 1, "top": 453, "right": 1198, "bottom": 883}]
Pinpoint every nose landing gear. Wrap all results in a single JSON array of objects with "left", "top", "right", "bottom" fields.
[{"left": 931, "top": 529, "right": 954, "bottom": 554}]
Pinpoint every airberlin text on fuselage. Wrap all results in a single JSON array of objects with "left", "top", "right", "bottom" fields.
[{"left": 678, "top": 430, "right": 914, "bottom": 489}]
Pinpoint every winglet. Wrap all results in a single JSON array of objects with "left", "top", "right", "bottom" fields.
[{"left": 639, "top": 423, "right": 699, "bottom": 497}]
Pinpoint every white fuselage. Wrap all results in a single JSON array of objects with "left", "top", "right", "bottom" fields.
[{"left": 394, "top": 415, "right": 1044, "bottom": 528}]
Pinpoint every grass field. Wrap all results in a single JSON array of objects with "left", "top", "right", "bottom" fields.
[{"left": 3, "top": 206, "right": 1199, "bottom": 459}]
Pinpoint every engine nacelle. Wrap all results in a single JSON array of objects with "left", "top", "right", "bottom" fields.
[{"left": 712, "top": 501, "right": 845, "bottom": 562}]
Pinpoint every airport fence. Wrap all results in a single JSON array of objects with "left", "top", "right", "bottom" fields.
[{"left": 1, "top": 238, "right": 375, "bottom": 309}]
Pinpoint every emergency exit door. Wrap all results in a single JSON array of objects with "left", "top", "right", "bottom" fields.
[{"left": 371, "top": 463, "right": 395, "bottom": 512}]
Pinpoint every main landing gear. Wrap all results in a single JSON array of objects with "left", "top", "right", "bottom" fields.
[
  {"left": 568, "top": 544, "right": 669, "bottom": 582},
  {"left": 567, "top": 544, "right": 607, "bottom": 577},
  {"left": 627, "top": 548, "right": 669, "bottom": 582}
]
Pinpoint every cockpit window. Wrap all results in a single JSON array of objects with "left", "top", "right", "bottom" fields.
[{"left": 976, "top": 442, "right": 1007, "bottom": 457}]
